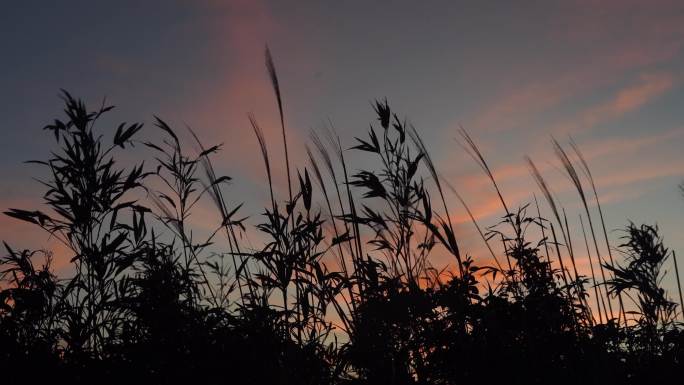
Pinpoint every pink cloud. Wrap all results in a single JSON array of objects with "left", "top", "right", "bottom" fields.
[
  {"left": 463, "top": 0, "right": 684, "bottom": 134},
  {"left": 175, "top": 0, "right": 322, "bottom": 195},
  {"left": 555, "top": 72, "right": 676, "bottom": 134}
]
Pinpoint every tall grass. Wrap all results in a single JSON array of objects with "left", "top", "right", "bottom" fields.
[{"left": 1, "top": 58, "right": 683, "bottom": 385}]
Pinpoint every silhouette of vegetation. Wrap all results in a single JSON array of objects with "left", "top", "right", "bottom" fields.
[{"left": 2, "top": 54, "right": 683, "bottom": 384}]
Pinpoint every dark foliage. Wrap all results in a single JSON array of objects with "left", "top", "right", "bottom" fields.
[{"left": 2, "top": 69, "right": 683, "bottom": 384}]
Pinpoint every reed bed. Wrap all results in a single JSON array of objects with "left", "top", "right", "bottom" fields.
[{"left": 1, "top": 55, "right": 683, "bottom": 385}]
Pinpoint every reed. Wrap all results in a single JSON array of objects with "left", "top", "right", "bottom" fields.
[
  {"left": 569, "top": 138, "right": 627, "bottom": 325},
  {"left": 1, "top": 58, "right": 682, "bottom": 384},
  {"left": 554, "top": 139, "right": 614, "bottom": 321},
  {"left": 673, "top": 251, "right": 684, "bottom": 321}
]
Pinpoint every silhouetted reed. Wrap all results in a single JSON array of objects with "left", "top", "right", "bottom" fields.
[{"left": 2, "top": 57, "right": 683, "bottom": 385}]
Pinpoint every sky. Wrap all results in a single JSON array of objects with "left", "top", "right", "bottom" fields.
[{"left": 1, "top": 0, "right": 684, "bottom": 303}]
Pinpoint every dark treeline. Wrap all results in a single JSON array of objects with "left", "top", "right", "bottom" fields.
[{"left": 1, "top": 56, "right": 683, "bottom": 385}]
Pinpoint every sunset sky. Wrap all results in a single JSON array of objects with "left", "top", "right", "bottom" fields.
[{"left": 2, "top": 1, "right": 684, "bottom": 299}]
